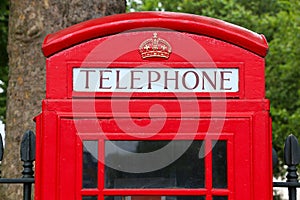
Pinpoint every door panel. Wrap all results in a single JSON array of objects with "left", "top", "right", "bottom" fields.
[{"left": 59, "top": 118, "right": 250, "bottom": 200}]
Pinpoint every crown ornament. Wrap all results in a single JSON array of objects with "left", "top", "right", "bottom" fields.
[{"left": 139, "top": 33, "right": 172, "bottom": 59}]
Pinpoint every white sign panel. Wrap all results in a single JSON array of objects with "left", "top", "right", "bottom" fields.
[{"left": 73, "top": 68, "right": 239, "bottom": 93}]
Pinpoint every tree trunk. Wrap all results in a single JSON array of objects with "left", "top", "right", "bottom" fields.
[{"left": 1, "top": 0, "right": 126, "bottom": 199}]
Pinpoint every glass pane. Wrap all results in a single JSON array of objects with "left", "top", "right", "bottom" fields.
[
  {"left": 105, "top": 140, "right": 205, "bottom": 188},
  {"left": 212, "top": 140, "right": 227, "bottom": 188},
  {"left": 213, "top": 197, "right": 227, "bottom": 200},
  {"left": 83, "top": 140, "right": 98, "bottom": 188},
  {"left": 82, "top": 196, "right": 98, "bottom": 200},
  {"left": 105, "top": 196, "right": 205, "bottom": 200}
]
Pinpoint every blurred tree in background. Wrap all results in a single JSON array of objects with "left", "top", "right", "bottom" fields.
[
  {"left": 127, "top": 0, "right": 300, "bottom": 177},
  {"left": 0, "top": 0, "right": 126, "bottom": 199}
]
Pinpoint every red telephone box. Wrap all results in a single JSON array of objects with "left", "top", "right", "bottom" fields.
[{"left": 36, "top": 12, "right": 272, "bottom": 200}]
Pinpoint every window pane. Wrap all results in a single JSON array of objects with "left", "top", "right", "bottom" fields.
[
  {"left": 105, "top": 140, "right": 205, "bottom": 188},
  {"left": 212, "top": 196, "right": 227, "bottom": 200},
  {"left": 212, "top": 140, "right": 227, "bottom": 188},
  {"left": 83, "top": 140, "right": 98, "bottom": 188},
  {"left": 82, "top": 196, "right": 98, "bottom": 200},
  {"left": 105, "top": 196, "right": 205, "bottom": 200}
]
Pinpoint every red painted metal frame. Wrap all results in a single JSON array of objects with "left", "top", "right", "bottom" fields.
[
  {"left": 36, "top": 98, "right": 272, "bottom": 199},
  {"left": 36, "top": 12, "right": 272, "bottom": 200}
]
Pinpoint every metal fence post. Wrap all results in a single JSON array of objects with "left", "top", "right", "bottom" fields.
[
  {"left": 284, "top": 134, "right": 300, "bottom": 200},
  {"left": 20, "top": 130, "right": 36, "bottom": 200}
]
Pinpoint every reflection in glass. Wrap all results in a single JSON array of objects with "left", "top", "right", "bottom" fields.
[
  {"left": 82, "top": 196, "right": 98, "bottom": 200},
  {"left": 212, "top": 196, "right": 227, "bottom": 200},
  {"left": 105, "top": 196, "right": 205, "bottom": 200},
  {"left": 212, "top": 140, "right": 227, "bottom": 188},
  {"left": 83, "top": 140, "right": 98, "bottom": 188},
  {"left": 105, "top": 140, "right": 205, "bottom": 188}
]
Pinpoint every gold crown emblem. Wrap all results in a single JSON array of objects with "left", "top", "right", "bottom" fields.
[{"left": 139, "top": 33, "right": 172, "bottom": 59}]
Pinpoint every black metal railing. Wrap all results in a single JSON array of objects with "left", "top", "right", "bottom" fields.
[
  {"left": 273, "top": 134, "right": 300, "bottom": 200},
  {"left": 0, "top": 130, "right": 35, "bottom": 200},
  {"left": 0, "top": 131, "right": 299, "bottom": 200}
]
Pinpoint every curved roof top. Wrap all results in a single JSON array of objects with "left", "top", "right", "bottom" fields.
[{"left": 42, "top": 12, "right": 268, "bottom": 57}]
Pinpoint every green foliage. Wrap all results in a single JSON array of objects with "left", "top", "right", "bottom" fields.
[
  {"left": 0, "top": 0, "right": 9, "bottom": 123},
  {"left": 127, "top": 0, "right": 275, "bottom": 33},
  {"left": 236, "top": 0, "right": 281, "bottom": 15},
  {"left": 127, "top": 0, "right": 300, "bottom": 177},
  {"left": 266, "top": 0, "right": 300, "bottom": 175}
]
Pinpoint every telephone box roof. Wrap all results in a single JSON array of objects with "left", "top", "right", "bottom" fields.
[{"left": 42, "top": 11, "right": 268, "bottom": 57}]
